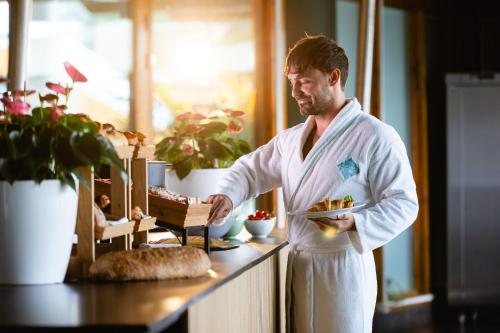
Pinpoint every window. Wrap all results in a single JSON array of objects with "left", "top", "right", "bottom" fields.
[
  {"left": 0, "top": 1, "right": 8, "bottom": 92},
  {"left": 152, "top": 0, "right": 256, "bottom": 146},
  {"left": 28, "top": 0, "right": 132, "bottom": 129}
]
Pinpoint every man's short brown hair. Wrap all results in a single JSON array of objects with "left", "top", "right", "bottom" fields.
[{"left": 285, "top": 35, "right": 349, "bottom": 89}]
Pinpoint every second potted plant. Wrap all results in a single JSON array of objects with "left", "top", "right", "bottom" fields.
[{"left": 155, "top": 109, "right": 252, "bottom": 238}]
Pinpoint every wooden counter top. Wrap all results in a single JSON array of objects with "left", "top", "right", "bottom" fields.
[{"left": 0, "top": 229, "right": 288, "bottom": 332}]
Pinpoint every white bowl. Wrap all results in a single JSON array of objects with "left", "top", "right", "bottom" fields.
[{"left": 244, "top": 217, "right": 276, "bottom": 238}]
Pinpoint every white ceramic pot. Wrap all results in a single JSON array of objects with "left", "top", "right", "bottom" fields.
[
  {"left": 148, "top": 161, "right": 169, "bottom": 187},
  {"left": 0, "top": 180, "right": 78, "bottom": 285},
  {"left": 165, "top": 168, "right": 235, "bottom": 238},
  {"left": 165, "top": 168, "right": 228, "bottom": 199}
]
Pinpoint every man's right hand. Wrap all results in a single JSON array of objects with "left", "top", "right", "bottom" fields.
[{"left": 206, "top": 194, "right": 233, "bottom": 225}]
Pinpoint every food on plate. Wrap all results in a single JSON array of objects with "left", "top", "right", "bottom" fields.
[
  {"left": 308, "top": 196, "right": 355, "bottom": 212},
  {"left": 343, "top": 195, "right": 354, "bottom": 208},
  {"left": 89, "top": 246, "right": 211, "bottom": 281},
  {"left": 247, "top": 210, "right": 274, "bottom": 221}
]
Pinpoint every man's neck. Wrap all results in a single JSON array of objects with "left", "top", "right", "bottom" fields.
[{"left": 313, "top": 96, "right": 348, "bottom": 138}]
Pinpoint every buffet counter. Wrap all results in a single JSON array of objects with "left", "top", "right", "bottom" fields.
[{"left": 0, "top": 229, "right": 288, "bottom": 333}]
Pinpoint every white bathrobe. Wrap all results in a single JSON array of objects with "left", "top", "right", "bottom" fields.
[{"left": 216, "top": 98, "right": 419, "bottom": 333}]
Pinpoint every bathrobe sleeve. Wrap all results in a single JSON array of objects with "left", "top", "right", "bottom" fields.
[
  {"left": 215, "top": 135, "right": 283, "bottom": 208},
  {"left": 349, "top": 137, "right": 419, "bottom": 254}
]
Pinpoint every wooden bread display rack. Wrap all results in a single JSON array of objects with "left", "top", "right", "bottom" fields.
[
  {"left": 71, "top": 145, "right": 158, "bottom": 278},
  {"left": 95, "top": 171, "right": 213, "bottom": 254}
]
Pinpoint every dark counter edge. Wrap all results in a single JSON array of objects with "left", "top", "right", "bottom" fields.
[
  {"left": 0, "top": 239, "right": 289, "bottom": 333},
  {"left": 149, "top": 239, "right": 289, "bottom": 333},
  {"left": 0, "top": 325, "right": 149, "bottom": 333}
]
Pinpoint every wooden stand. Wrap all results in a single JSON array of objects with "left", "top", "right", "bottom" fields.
[
  {"left": 75, "top": 146, "right": 134, "bottom": 277},
  {"left": 131, "top": 145, "right": 157, "bottom": 246},
  {"left": 73, "top": 146, "right": 159, "bottom": 278},
  {"left": 155, "top": 221, "right": 211, "bottom": 255},
  {"left": 149, "top": 192, "right": 212, "bottom": 254}
]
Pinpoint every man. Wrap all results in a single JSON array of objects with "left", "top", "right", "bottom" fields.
[{"left": 207, "top": 35, "right": 418, "bottom": 333}]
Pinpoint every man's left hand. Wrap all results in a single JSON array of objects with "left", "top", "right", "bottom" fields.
[{"left": 310, "top": 212, "right": 356, "bottom": 233}]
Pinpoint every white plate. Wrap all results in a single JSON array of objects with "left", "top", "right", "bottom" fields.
[{"left": 288, "top": 203, "right": 368, "bottom": 219}]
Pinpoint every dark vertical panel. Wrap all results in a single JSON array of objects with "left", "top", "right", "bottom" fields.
[
  {"left": 285, "top": 0, "right": 336, "bottom": 127},
  {"left": 425, "top": 0, "right": 500, "bottom": 316}
]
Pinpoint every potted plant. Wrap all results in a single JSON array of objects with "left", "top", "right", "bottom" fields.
[
  {"left": 155, "top": 109, "right": 252, "bottom": 238},
  {"left": 0, "top": 62, "right": 126, "bottom": 284}
]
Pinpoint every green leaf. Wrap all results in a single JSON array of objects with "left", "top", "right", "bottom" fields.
[
  {"left": 15, "top": 130, "right": 34, "bottom": 159},
  {"left": 165, "top": 145, "right": 184, "bottom": 163},
  {"left": 60, "top": 116, "right": 98, "bottom": 133},
  {"left": 54, "top": 135, "right": 81, "bottom": 170},
  {"left": 199, "top": 122, "right": 227, "bottom": 137},
  {"left": 7, "top": 130, "right": 20, "bottom": 159},
  {"left": 62, "top": 173, "right": 76, "bottom": 191},
  {"left": 207, "top": 138, "right": 232, "bottom": 159},
  {"left": 70, "top": 132, "right": 101, "bottom": 166},
  {"left": 96, "top": 135, "right": 128, "bottom": 182},
  {"left": 31, "top": 107, "right": 52, "bottom": 124},
  {"left": 155, "top": 138, "right": 175, "bottom": 159},
  {"left": 236, "top": 139, "right": 252, "bottom": 154},
  {"left": 173, "top": 156, "right": 194, "bottom": 180}
]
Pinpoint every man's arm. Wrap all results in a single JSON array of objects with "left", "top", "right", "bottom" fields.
[
  {"left": 348, "top": 138, "right": 419, "bottom": 253},
  {"left": 207, "top": 136, "right": 284, "bottom": 224}
]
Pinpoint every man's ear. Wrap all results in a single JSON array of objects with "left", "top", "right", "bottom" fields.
[{"left": 329, "top": 69, "right": 341, "bottom": 86}]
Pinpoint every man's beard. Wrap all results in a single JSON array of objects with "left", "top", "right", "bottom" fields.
[{"left": 298, "top": 95, "right": 334, "bottom": 116}]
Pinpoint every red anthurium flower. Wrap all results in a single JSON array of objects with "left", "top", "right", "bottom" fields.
[
  {"left": 50, "top": 105, "right": 67, "bottom": 121},
  {"left": 176, "top": 112, "right": 192, "bottom": 122},
  {"left": 226, "top": 109, "right": 245, "bottom": 118},
  {"left": 184, "top": 124, "right": 201, "bottom": 134},
  {"left": 182, "top": 144, "right": 194, "bottom": 155},
  {"left": 1, "top": 96, "right": 12, "bottom": 108},
  {"left": 64, "top": 61, "right": 87, "bottom": 83},
  {"left": 7, "top": 100, "right": 30, "bottom": 116},
  {"left": 9, "top": 90, "right": 36, "bottom": 99},
  {"left": 46, "top": 82, "right": 67, "bottom": 95},
  {"left": 228, "top": 119, "right": 243, "bottom": 133}
]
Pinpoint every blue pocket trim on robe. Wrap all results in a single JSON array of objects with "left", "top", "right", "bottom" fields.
[{"left": 337, "top": 158, "right": 360, "bottom": 180}]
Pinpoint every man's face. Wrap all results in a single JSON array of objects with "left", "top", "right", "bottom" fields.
[{"left": 287, "top": 67, "right": 334, "bottom": 116}]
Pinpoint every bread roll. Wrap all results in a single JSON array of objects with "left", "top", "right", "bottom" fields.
[
  {"left": 89, "top": 246, "right": 211, "bottom": 281},
  {"left": 123, "top": 131, "right": 146, "bottom": 146},
  {"left": 325, "top": 198, "right": 332, "bottom": 210},
  {"left": 106, "top": 130, "right": 128, "bottom": 147},
  {"left": 343, "top": 201, "right": 354, "bottom": 208},
  {"left": 131, "top": 206, "right": 143, "bottom": 221},
  {"left": 331, "top": 199, "right": 344, "bottom": 210},
  {"left": 95, "top": 194, "right": 110, "bottom": 210}
]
